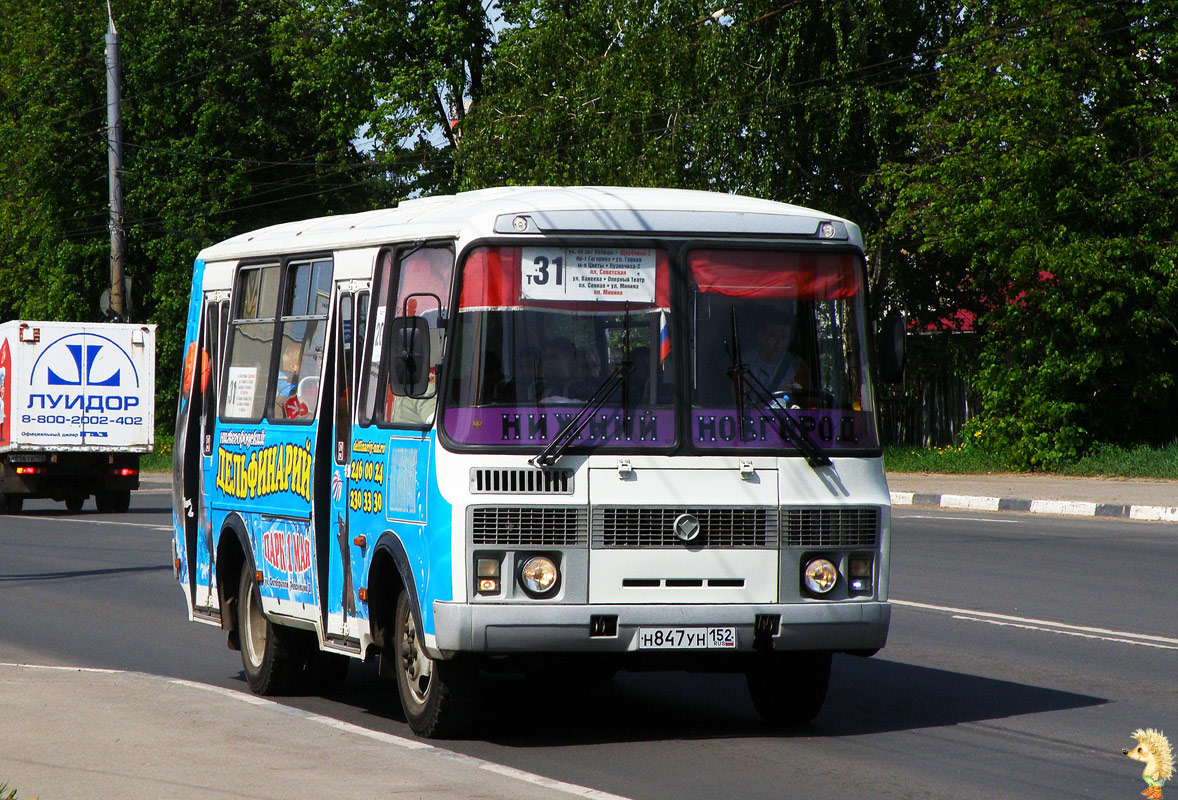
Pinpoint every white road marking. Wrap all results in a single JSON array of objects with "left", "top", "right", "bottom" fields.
[
  {"left": 8, "top": 514, "right": 171, "bottom": 531},
  {"left": 892, "top": 512, "right": 1019, "bottom": 524},
  {"left": 893, "top": 598, "right": 1178, "bottom": 649}
]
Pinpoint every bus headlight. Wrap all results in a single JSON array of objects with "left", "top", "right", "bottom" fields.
[
  {"left": 518, "top": 555, "right": 559, "bottom": 597},
  {"left": 803, "top": 558, "right": 838, "bottom": 595}
]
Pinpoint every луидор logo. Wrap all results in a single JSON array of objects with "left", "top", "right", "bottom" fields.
[{"left": 32, "top": 334, "right": 139, "bottom": 390}]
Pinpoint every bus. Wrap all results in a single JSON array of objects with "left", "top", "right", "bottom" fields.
[{"left": 171, "top": 186, "right": 904, "bottom": 737}]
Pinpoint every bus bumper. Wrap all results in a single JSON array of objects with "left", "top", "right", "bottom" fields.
[{"left": 431, "top": 600, "right": 889, "bottom": 656}]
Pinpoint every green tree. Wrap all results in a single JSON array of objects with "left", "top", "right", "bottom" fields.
[
  {"left": 883, "top": 1, "right": 1178, "bottom": 467},
  {"left": 0, "top": 0, "right": 383, "bottom": 424},
  {"left": 458, "top": 0, "right": 947, "bottom": 254},
  {"left": 0, "top": 0, "right": 110, "bottom": 321},
  {"left": 278, "top": 0, "right": 493, "bottom": 197}
]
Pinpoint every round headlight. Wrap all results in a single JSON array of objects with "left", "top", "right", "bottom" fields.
[
  {"left": 803, "top": 558, "right": 838, "bottom": 595},
  {"left": 519, "top": 555, "right": 559, "bottom": 596}
]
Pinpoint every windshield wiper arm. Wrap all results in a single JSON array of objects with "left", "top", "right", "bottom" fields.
[
  {"left": 531, "top": 361, "right": 634, "bottom": 468},
  {"left": 726, "top": 307, "right": 831, "bottom": 468}
]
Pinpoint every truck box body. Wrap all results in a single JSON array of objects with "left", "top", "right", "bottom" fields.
[
  {"left": 0, "top": 321, "right": 156, "bottom": 513},
  {"left": 0, "top": 321, "right": 156, "bottom": 453}
]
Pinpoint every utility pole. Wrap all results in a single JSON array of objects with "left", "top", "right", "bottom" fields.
[{"left": 105, "top": 0, "right": 127, "bottom": 320}]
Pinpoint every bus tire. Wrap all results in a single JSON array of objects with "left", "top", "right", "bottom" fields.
[
  {"left": 745, "top": 651, "right": 831, "bottom": 726},
  {"left": 393, "top": 589, "right": 475, "bottom": 738},
  {"left": 237, "top": 567, "right": 305, "bottom": 695}
]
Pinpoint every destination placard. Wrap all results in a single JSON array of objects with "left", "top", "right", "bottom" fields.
[{"left": 520, "top": 247, "right": 656, "bottom": 303}]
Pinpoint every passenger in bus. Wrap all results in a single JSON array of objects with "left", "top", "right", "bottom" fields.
[
  {"left": 625, "top": 346, "right": 653, "bottom": 402},
  {"left": 538, "top": 337, "right": 575, "bottom": 400},
  {"left": 275, "top": 339, "right": 303, "bottom": 418},
  {"left": 742, "top": 303, "right": 811, "bottom": 395},
  {"left": 565, "top": 345, "right": 603, "bottom": 399},
  {"left": 510, "top": 346, "right": 542, "bottom": 402}
]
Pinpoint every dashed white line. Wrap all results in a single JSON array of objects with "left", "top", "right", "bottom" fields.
[{"left": 893, "top": 598, "right": 1178, "bottom": 650}]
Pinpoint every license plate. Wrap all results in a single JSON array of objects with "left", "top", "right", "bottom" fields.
[{"left": 637, "top": 627, "right": 737, "bottom": 650}]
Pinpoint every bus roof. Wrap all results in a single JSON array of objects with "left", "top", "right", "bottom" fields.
[{"left": 196, "top": 186, "right": 860, "bottom": 263}]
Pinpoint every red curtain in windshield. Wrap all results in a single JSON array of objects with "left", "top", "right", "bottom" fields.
[
  {"left": 460, "top": 246, "right": 671, "bottom": 310},
  {"left": 689, "top": 250, "right": 861, "bottom": 300}
]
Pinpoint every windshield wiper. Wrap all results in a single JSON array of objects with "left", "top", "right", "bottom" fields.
[
  {"left": 532, "top": 305, "right": 636, "bottom": 468},
  {"left": 530, "top": 360, "right": 633, "bottom": 467},
  {"left": 726, "top": 307, "right": 831, "bottom": 468}
]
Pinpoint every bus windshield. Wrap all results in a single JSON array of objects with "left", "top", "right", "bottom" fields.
[
  {"left": 688, "top": 248, "right": 877, "bottom": 452},
  {"left": 442, "top": 244, "right": 878, "bottom": 454}
]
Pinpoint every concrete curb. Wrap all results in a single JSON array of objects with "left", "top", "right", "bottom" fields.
[{"left": 890, "top": 491, "right": 1178, "bottom": 523}]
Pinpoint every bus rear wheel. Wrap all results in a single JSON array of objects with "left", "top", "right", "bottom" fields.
[
  {"left": 746, "top": 651, "right": 831, "bottom": 726},
  {"left": 392, "top": 589, "right": 474, "bottom": 738},
  {"left": 237, "top": 567, "right": 305, "bottom": 695}
]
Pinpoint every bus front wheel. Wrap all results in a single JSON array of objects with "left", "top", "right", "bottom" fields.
[
  {"left": 237, "top": 568, "right": 305, "bottom": 695},
  {"left": 746, "top": 651, "right": 831, "bottom": 726},
  {"left": 392, "top": 589, "right": 474, "bottom": 738}
]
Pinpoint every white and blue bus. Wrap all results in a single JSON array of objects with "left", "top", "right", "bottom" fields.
[{"left": 172, "top": 186, "right": 903, "bottom": 737}]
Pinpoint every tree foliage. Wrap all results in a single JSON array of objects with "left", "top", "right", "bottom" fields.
[
  {"left": 882, "top": 0, "right": 1178, "bottom": 467},
  {"left": 1, "top": 0, "right": 1173, "bottom": 465},
  {"left": 460, "top": 1, "right": 945, "bottom": 230},
  {"left": 0, "top": 0, "right": 381, "bottom": 414}
]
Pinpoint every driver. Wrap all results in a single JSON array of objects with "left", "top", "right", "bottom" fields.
[{"left": 742, "top": 303, "right": 810, "bottom": 394}]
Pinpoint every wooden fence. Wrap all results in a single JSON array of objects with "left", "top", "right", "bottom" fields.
[{"left": 877, "top": 333, "right": 979, "bottom": 447}]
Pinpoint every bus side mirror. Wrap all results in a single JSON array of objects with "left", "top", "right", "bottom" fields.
[
  {"left": 878, "top": 313, "right": 906, "bottom": 384},
  {"left": 389, "top": 316, "right": 431, "bottom": 397}
]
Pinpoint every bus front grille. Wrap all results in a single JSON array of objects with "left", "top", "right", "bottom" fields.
[
  {"left": 591, "top": 507, "right": 779, "bottom": 548},
  {"left": 469, "top": 468, "right": 573, "bottom": 494},
  {"left": 470, "top": 506, "right": 587, "bottom": 546},
  {"left": 781, "top": 507, "right": 879, "bottom": 547}
]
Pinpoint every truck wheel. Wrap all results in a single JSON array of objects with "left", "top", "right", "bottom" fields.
[
  {"left": 392, "top": 589, "right": 475, "bottom": 738},
  {"left": 746, "top": 651, "right": 832, "bottom": 726},
  {"left": 0, "top": 493, "right": 21, "bottom": 514},
  {"left": 65, "top": 496, "right": 85, "bottom": 514},
  {"left": 237, "top": 568, "right": 306, "bottom": 695},
  {"left": 96, "top": 490, "right": 131, "bottom": 513}
]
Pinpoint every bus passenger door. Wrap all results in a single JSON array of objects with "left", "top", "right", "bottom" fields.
[
  {"left": 194, "top": 296, "right": 229, "bottom": 615},
  {"left": 324, "top": 289, "right": 366, "bottom": 647},
  {"left": 179, "top": 293, "right": 227, "bottom": 620}
]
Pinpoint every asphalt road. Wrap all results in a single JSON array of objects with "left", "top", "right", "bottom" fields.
[{"left": 2, "top": 486, "right": 1176, "bottom": 799}]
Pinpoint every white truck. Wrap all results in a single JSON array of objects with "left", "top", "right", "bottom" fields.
[{"left": 0, "top": 321, "right": 156, "bottom": 514}]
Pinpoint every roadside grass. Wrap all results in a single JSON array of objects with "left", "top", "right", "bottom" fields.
[
  {"left": 140, "top": 433, "right": 173, "bottom": 473},
  {"left": 885, "top": 441, "right": 1178, "bottom": 479}
]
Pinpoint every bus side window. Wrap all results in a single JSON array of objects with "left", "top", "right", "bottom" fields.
[
  {"left": 222, "top": 265, "right": 281, "bottom": 421},
  {"left": 360, "top": 253, "right": 395, "bottom": 427},
  {"left": 201, "top": 300, "right": 226, "bottom": 456},
  {"left": 383, "top": 246, "right": 453, "bottom": 428},
  {"left": 334, "top": 292, "right": 354, "bottom": 464},
  {"left": 273, "top": 258, "right": 333, "bottom": 422}
]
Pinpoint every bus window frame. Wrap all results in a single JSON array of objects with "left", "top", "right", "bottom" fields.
[
  {"left": 201, "top": 298, "right": 229, "bottom": 457},
  {"left": 269, "top": 254, "right": 334, "bottom": 426},
  {"left": 436, "top": 236, "right": 884, "bottom": 458},
  {"left": 359, "top": 241, "right": 455, "bottom": 432},
  {"left": 436, "top": 236, "right": 683, "bottom": 457},
  {"left": 218, "top": 253, "right": 333, "bottom": 426}
]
